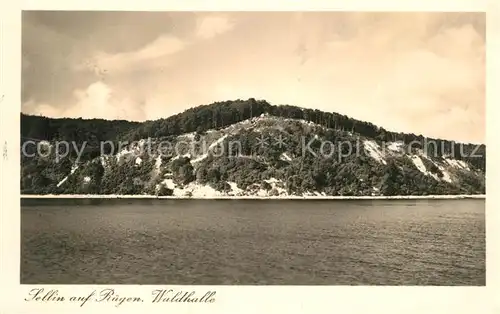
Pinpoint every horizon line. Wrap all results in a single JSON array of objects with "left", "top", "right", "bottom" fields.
[{"left": 20, "top": 194, "right": 486, "bottom": 200}]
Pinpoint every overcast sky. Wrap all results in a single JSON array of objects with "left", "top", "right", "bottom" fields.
[{"left": 22, "top": 11, "right": 485, "bottom": 143}]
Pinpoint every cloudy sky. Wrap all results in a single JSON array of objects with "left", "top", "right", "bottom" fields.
[{"left": 22, "top": 11, "right": 485, "bottom": 143}]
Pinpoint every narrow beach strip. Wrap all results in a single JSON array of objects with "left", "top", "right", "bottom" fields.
[{"left": 21, "top": 194, "right": 486, "bottom": 200}]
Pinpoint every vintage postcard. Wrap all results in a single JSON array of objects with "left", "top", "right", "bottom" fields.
[{"left": 1, "top": 0, "right": 498, "bottom": 313}]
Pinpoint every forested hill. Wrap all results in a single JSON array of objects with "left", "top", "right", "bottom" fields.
[
  {"left": 21, "top": 99, "right": 486, "bottom": 197},
  {"left": 21, "top": 98, "right": 485, "bottom": 170}
]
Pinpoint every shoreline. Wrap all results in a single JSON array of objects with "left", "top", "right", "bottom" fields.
[{"left": 20, "top": 194, "right": 486, "bottom": 200}]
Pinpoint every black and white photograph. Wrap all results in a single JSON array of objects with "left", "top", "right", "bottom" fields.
[{"left": 19, "top": 11, "right": 486, "bottom": 286}]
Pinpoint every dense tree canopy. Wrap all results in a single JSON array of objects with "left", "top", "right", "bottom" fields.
[{"left": 20, "top": 99, "right": 486, "bottom": 196}]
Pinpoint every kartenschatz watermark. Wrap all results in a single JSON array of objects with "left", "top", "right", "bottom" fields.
[{"left": 21, "top": 135, "right": 484, "bottom": 164}]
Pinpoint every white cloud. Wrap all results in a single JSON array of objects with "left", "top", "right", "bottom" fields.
[
  {"left": 23, "top": 100, "right": 61, "bottom": 118},
  {"left": 24, "top": 81, "right": 145, "bottom": 121},
  {"left": 75, "top": 15, "right": 234, "bottom": 75},
  {"left": 76, "top": 35, "right": 186, "bottom": 74},
  {"left": 195, "top": 15, "right": 234, "bottom": 39},
  {"left": 71, "top": 82, "right": 142, "bottom": 120},
  {"left": 290, "top": 14, "right": 485, "bottom": 141}
]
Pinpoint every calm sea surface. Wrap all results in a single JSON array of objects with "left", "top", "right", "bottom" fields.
[{"left": 21, "top": 199, "right": 485, "bottom": 285}]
